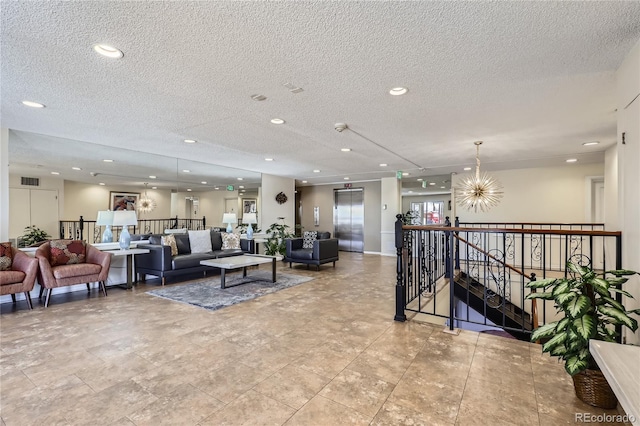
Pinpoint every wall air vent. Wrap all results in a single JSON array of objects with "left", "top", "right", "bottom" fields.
[{"left": 21, "top": 177, "right": 40, "bottom": 186}]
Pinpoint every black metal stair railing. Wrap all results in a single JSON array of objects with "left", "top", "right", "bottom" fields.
[{"left": 394, "top": 216, "right": 623, "bottom": 340}]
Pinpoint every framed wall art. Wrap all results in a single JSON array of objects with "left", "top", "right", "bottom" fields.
[
  {"left": 110, "top": 192, "right": 139, "bottom": 211},
  {"left": 242, "top": 198, "right": 257, "bottom": 214}
]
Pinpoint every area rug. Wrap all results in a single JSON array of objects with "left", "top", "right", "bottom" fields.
[{"left": 146, "top": 270, "right": 313, "bottom": 312}]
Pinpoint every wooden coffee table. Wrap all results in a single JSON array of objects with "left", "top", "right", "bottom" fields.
[{"left": 200, "top": 255, "right": 277, "bottom": 289}]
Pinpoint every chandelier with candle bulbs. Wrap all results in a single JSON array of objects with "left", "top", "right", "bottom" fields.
[
  {"left": 138, "top": 183, "right": 156, "bottom": 213},
  {"left": 456, "top": 141, "right": 503, "bottom": 212}
]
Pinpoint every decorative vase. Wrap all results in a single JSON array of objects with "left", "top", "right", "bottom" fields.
[
  {"left": 247, "top": 225, "right": 253, "bottom": 240},
  {"left": 101, "top": 225, "right": 113, "bottom": 243},
  {"left": 119, "top": 226, "right": 131, "bottom": 250},
  {"left": 226, "top": 223, "right": 233, "bottom": 233},
  {"left": 572, "top": 369, "right": 618, "bottom": 409}
]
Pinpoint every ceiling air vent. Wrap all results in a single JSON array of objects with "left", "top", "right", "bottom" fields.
[
  {"left": 283, "top": 82, "right": 304, "bottom": 94},
  {"left": 21, "top": 177, "right": 40, "bottom": 186}
]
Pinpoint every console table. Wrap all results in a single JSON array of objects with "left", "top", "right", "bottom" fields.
[{"left": 104, "top": 248, "right": 150, "bottom": 289}]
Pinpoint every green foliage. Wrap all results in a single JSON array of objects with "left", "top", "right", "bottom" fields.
[
  {"left": 19, "top": 225, "right": 51, "bottom": 247},
  {"left": 401, "top": 210, "right": 419, "bottom": 225},
  {"left": 235, "top": 223, "right": 261, "bottom": 234},
  {"left": 263, "top": 217, "right": 300, "bottom": 257},
  {"left": 525, "top": 261, "right": 639, "bottom": 376}
]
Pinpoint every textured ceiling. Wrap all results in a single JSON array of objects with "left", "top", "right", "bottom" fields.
[{"left": 2, "top": 1, "right": 639, "bottom": 194}]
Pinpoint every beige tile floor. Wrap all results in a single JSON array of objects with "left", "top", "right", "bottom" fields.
[{"left": 0, "top": 252, "right": 626, "bottom": 425}]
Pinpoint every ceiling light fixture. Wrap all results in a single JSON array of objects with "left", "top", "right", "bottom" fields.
[
  {"left": 93, "top": 44, "right": 124, "bottom": 59},
  {"left": 187, "top": 189, "right": 192, "bottom": 192},
  {"left": 417, "top": 178, "right": 423, "bottom": 181},
  {"left": 183, "top": 139, "right": 197, "bottom": 144},
  {"left": 270, "top": 118, "right": 285, "bottom": 124},
  {"left": 313, "top": 169, "right": 320, "bottom": 173},
  {"left": 239, "top": 185, "right": 245, "bottom": 189},
  {"left": 265, "top": 158, "right": 274, "bottom": 161},
  {"left": 99, "top": 182, "right": 105, "bottom": 186},
  {"left": 582, "top": 141, "right": 600, "bottom": 146},
  {"left": 429, "top": 182, "right": 436, "bottom": 186},
  {"left": 201, "top": 181, "right": 207, "bottom": 184},
  {"left": 149, "top": 175, "right": 156, "bottom": 179},
  {"left": 464, "top": 167, "right": 472, "bottom": 171},
  {"left": 456, "top": 141, "right": 503, "bottom": 213},
  {"left": 402, "top": 172, "right": 409, "bottom": 176},
  {"left": 379, "top": 163, "right": 388, "bottom": 167},
  {"left": 51, "top": 171, "right": 60, "bottom": 175},
  {"left": 151, "top": 186, "right": 157, "bottom": 189},
  {"left": 302, "top": 180, "right": 308, "bottom": 183},
  {"left": 389, "top": 87, "right": 408, "bottom": 96},
  {"left": 251, "top": 94, "right": 266, "bottom": 101},
  {"left": 22, "top": 100, "right": 45, "bottom": 108},
  {"left": 182, "top": 169, "right": 190, "bottom": 173},
  {"left": 72, "top": 167, "right": 82, "bottom": 171},
  {"left": 237, "top": 177, "right": 243, "bottom": 181},
  {"left": 341, "top": 148, "right": 352, "bottom": 152},
  {"left": 344, "top": 177, "right": 349, "bottom": 180},
  {"left": 103, "top": 159, "right": 113, "bottom": 163},
  {"left": 138, "top": 183, "right": 156, "bottom": 214},
  {"left": 566, "top": 158, "right": 578, "bottom": 163}
]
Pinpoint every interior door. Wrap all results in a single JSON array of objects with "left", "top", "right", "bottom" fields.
[
  {"left": 334, "top": 188, "right": 364, "bottom": 252},
  {"left": 30, "top": 189, "right": 59, "bottom": 239}
]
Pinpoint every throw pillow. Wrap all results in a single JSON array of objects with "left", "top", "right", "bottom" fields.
[
  {"left": 303, "top": 231, "right": 317, "bottom": 249},
  {"left": 161, "top": 234, "right": 178, "bottom": 256},
  {"left": 221, "top": 232, "right": 241, "bottom": 250},
  {"left": 50, "top": 240, "right": 86, "bottom": 266},
  {"left": 188, "top": 230, "right": 213, "bottom": 253},
  {"left": 0, "top": 242, "right": 13, "bottom": 271}
]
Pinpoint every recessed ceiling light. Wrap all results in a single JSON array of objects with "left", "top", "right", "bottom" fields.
[
  {"left": 93, "top": 44, "right": 123, "bottom": 59},
  {"left": 149, "top": 175, "right": 156, "bottom": 179},
  {"left": 270, "top": 118, "right": 285, "bottom": 124},
  {"left": 389, "top": 87, "right": 408, "bottom": 96},
  {"left": 379, "top": 163, "right": 387, "bottom": 167},
  {"left": 566, "top": 158, "right": 578, "bottom": 163},
  {"left": 341, "top": 148, "right": 352, "bottom": 152},
  {"left": 151, "top": 186, "right": 157, "bottom": 189},
  {"left": 417, "top": 178, "right": 423, "bottom": 181},
  {"left": 237, "top": 177, "right": 243, "bottom": 181},
  {"left": 187, "top": 188, "right": 192, "bottom": 192},
  {"left": 183, "top": 139, "right": 197, "bottom": 144},
  {"left": 214, "top": 187, "right": 219, "bottom": 190},
  {"left": 239, "top": 185, "right": 245, "bottom": 189},
  {"left": 182, "top": 169, "right": 190, "bottom": 173},
  {"left": 408, "top": 190, "right": 413, "bottom": 194},
  {"left": 402, "top": 172, "right": 409, "bottom": 176},
  {"left": 265, "top": 158, "right": 274, "bottom": 161},
  {"left": 313, "top": 169, "right": 320, "bottom": 173},
  {"left": 51, "top": 171, "right": 60, "bottom": 175},
  {"left": 440, "top": 186, "right": 445, "bottom": 189},
  {"left": 344, "top": 177, "right": 349, "bottom": 180},
  {"left": 241, "top": 189, "right": 246, "bottom": 192},
  {"left": 22, "top": 100, "right": 45, "bottom": 108},
  {"left": 302, "top": 180, "right": 308, "bottom": 183},
  {"left": 99, "top": 182, "right": 105, "bottom": 186},
  {"left": 582, "top": 141, "right": 600, "bottom": 146},
  {"left": 251, "top": 94, "right": 266, "bottom": 101},
  {"left": 72, "top": 167, "right": 82, "bottom": 171},
  {"left": 201, "top": 181, "right": 207, "bottom": 184},
  {"left": 103, "top": 159, "right": 113, "bottom": 163},
  {"left": 464, "top": 167, "right": 472, "bottom": 171},
  {"left": 429, "top": 182, "right": 436, "bottom": 186}
]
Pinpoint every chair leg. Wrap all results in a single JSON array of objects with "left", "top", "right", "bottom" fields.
[
  {"left": 100, "top": 281, "right": 108, "bottom": 297},
  {"left": 289, "top": 262, "right": 292, "bottom": 268},
  {"left": 317, "top": 265, "right": 320, "bottom": 271},
  {"left": 39, "top": 286, "right": 44, "bottom": 299},
  {"left": 333, "top": 261, "right": 336, "bottom": 268},
  {"left": 86, "top": 283, "right": 91, "bottom": 291},
  {"left": 24, "top": 292, "right": 33, "bottom": 309},
  {"left": 162, "top": 277, "right": 166, "bottom": 286},
  {"left": 44, "top": 288, "right": 52, "bottom": 308},
  {"left": 11, "top": 294, "right": 16, "bottom": 303}
]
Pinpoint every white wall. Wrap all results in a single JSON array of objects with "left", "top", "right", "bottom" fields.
[
  {"left": 616, "top": 37, "right": 640, "bottom": 345},
  {"left": 452, "top": 163, "right": 605, "bottom": 223},
  {"left": 261, "top": 174, "right": 295, "bottom": 231},
  {"left": 0, "top": 128, "right": 8, "bottom": 241}
]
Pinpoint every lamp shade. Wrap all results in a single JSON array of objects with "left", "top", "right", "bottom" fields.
[
  {"left": 96, "top": 210, "right": 114, "bottom": 226},
  {"left": 222, "top": 213, "right": 237, "bottom": 224},
  {"left": 112, "top": 210, "right": 138, "bottom": 227},
  {"left": 243, "top": 213, "right": 257, "bottom": 224}
]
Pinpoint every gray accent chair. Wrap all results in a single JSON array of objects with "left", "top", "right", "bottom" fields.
[{"left": 284, "top": 231, "right": 339, "bottom": 270}]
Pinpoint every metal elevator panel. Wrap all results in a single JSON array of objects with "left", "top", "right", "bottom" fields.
[{"left": 334, "top": 188, "right": 364, "bottom": 252}]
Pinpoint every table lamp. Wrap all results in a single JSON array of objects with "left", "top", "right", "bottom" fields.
[
  {"left": 243, "top": 213, "right": 257, "bottom": 239},
  {"left": 96, "top": 210, "right": 114, "bottom": 243},
  {"left": 113, "top": 210, "right": 138, "bottom": 249},
  {"left": 222, "top": 213, "right": 237, "bottom": 233}
]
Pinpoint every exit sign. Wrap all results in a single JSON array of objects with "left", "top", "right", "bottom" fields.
[
  {"left": 396, "top": 171, "right": 403, "bottom": 180},
  {"left": 226, "top": 185, "right": 234, "bottom": 191}
]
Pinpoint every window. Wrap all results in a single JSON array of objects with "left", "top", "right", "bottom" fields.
[{"left": 410, "top": 201, "right": 445, "bottom": 225}]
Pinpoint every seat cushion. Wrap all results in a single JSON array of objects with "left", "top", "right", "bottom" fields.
[
  {"left": 302, "top": 231, "right": 317, "bottom": 249},
  {"left": 0, "top": 242, "right": 12, "bottom": 271},
  {"left": 172, "top": 253, "right": 215, "bottom": 270},
  {"left": 290, "top": 248, "right": 314, "bottom": 260},
  {"left": 188, "top": 230, "right": 212, "bottom": 253},
  {"left": 50, "top": 240, "right": 86, "bottom": 266},
  {"left": 0, "top": 270, "right": 25, "bottom": 285},
  {"left": 52, "top": 263, "right": 101, "bottom": 279}
]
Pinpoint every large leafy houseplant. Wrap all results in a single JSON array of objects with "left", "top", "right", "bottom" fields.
[
  {"left": 263, "top": 217, "right": 298, "bottom": 257},
  {"left": 525, "top": 261, "right": 639, "bottom": 376}
]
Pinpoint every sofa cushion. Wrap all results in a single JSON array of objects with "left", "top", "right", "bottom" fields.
[
  {"left": 317, "top": 231, "right": 331, "bottom": 239},
  {"left": 189, "top": 230, "right": 212, "bottom": 253},
  {"left": 131, "top": 233, "right": 152, "bottom": 241},
  {"left": 221, "top": 233, "right": 241, "bottom": 250},
  {"left": 149, "top": 234, "right": 163, "bottom": 245},
  {"left": 210, "top": 231, "right": 223, "bottom": 251},
  {"left": 213, "top": 249, "right": 244, "bottom": 258},
  {"left": 172, "top": 253, "right": 216, "bottom": 270},
  {"left": 0, "top": 242, "right": 12, "bottom": 271},
  {"left": 303, "top": 231, "right": 317, "bottom": 249},
  {"left": 290, "top": 248, "right": 314, "bottom": 260},
  {"left": 175, "top": 234, "right": 191, "bottom": 254},
  {"left": 50, "top": 240, "right": 86, "bottom": 266},
  {"left": 161, "top": 234, "right": 178, "bottom": 256}
]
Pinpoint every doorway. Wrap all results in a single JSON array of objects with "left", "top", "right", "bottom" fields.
[{"left": 333, "top": 188, "right": 364, "bottom": 252}]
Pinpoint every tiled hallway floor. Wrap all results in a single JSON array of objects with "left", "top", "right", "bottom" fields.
[{"left": 0, "top": 252, "right": 625, "bottom": 425}]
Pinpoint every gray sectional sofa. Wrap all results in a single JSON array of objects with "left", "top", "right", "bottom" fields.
[{"left": 135, "top": 230, "right": 254, "bottom": 285}]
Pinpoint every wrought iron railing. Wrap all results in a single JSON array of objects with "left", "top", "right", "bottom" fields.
[
  {"left": 394, "top": 215, "right": 623, "bottom": 340},
  {"left": 59, "top": 216, "right": 207, "bottom": 243}
]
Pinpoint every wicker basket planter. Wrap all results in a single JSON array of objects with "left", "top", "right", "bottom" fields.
[{"left": 572, "top": 369, "right": 618, "bottom": 409}]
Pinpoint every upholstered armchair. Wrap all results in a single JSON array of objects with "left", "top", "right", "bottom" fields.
[
  {"left": 0, "top": 246, "right": 39, "bottom": 309},
  {"left": 284, "top": 231, "right": 339, "bottom": 270},
  {"left": 36, "top": 240, "right": 111, "bottom": 307}
]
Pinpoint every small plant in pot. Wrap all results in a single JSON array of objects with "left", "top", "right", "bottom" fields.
[
  {"left": 525, "top": 258, "right": 639, "bottom": 408},
  {"left": 19, "top": 225, "right": 51, "bottom": 247}
]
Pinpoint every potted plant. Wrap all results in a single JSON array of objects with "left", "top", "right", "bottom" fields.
[
  {"left": 19, "top": 225, "right": 51, "bottom": 247},
  {"left": 263, "top": 217, "right": 298, "bottom": 258},
  {"left": 525, "top": 260, "right": 639, "bottom": 408}
]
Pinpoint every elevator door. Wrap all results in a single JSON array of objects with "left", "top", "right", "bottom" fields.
[{"left": 334, "top": 188, "right": 364, "bottom": 252}]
